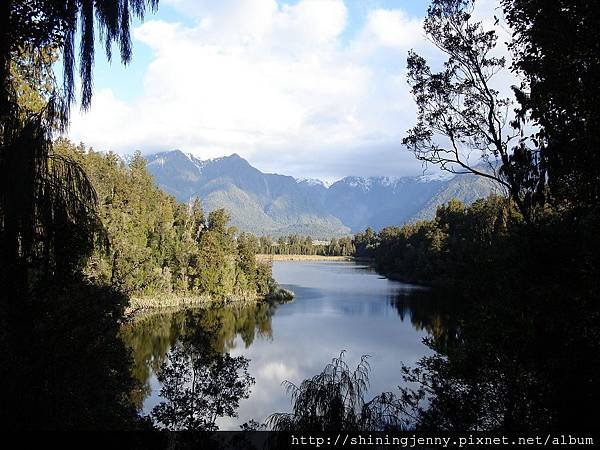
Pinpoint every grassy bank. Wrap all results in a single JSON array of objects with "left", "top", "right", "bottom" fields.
[
  {"left": 256, "top": 254, "right": 355, "bottom": 262},
  {"left": 125, "top": 286, "right": 295, "bottom": 317},
  {"left": 126, "top": 292, "right": 260, "bottom": 316}
]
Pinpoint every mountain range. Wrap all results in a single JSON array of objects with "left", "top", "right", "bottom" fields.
[{"left": 145, "top": 150, "right": 497, "bottom": 238}]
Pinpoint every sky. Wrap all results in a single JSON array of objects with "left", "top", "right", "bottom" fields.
[{"left": 66, "top": 0, "right": 507, "bottom": 182}]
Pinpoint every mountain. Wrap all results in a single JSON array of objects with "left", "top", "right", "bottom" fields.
[
  {"left": 146, "top": 150, "right": 350, "bottom": 237},
  {"left": 325, "top": 175, "right": 447, "bottom": 232},
  {"left": 145, "top": 150, "right": 497, "bottom": 237}
]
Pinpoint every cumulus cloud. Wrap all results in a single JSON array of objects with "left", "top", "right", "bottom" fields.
[
  {"left": 68, "top": 0, "right": 511, "bottom": 180},
  {"left": 257, "top": 361, "right": 299, "bottom": 383}
]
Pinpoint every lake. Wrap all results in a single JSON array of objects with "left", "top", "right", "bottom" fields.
[{"left": 122, "top": 260, "right": 443, "bottom": 430}]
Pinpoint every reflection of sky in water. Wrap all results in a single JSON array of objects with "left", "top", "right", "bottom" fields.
[{"left": 142, "top": 261, "right": 432, "bottom": 430}]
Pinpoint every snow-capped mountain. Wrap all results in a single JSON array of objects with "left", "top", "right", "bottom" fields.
[
  {"left": 295, "top": 177, "right": 331, "bottom": 189},
  {"left": 144, "top": 150, "right": 497, "bottom": 237}
]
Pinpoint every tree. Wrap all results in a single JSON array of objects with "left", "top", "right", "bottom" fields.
[
  {"left": 403, "top": 0, "right": 540, "bottom": 222},
  {"left": 268, "top": 352, "right": 406, "bottom": 431},
  {"left": 236, "top": 233, "right": 259, "bottom": 293},
  {"left": 354, "top": 227, "right": 379, "bottom": 258},
  {"left": 328, "top": 238, "right": 341, "bottom": 256},
  {"left": 502, "top": 0, "right": 600, "bottom": 214},
  {"left": 338, "top": 236, "right": 355, "bottom": 256},
  {"left": 0, "top": 1, "right": 161, "bottom": 430},
  {"left": 259, "top": 235, "right": 273, "bottom": 254},
  {"left": 53, "top": 140, "right": 272, "bottom": 299},
  {"left": 152, "top": 313, "right": 255, "bottom": 431},
  {"left": 8, "top": 47, "right": 57, "bottom": 116},
  {"left": 2, "top": 0, "right": 159, "bottom": 116},
  {"left": 0, "top": 0, "right": 159, "bottom": 298},
  {"left": 171, "top": 198, "right": 204, "bottom": 291},
  {"left": 207, "top": 208, "right": 233, "bottom": 235}
]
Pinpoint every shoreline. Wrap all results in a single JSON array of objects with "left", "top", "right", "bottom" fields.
[
  {"left": 124, "top": 293, "right": 261, "bottom": 318},
  {"left": 124, "top": 286, "right": 295, "bottom": 319},
  {"left": 256, "top": 254, "right": 355, "bottom": 262}
]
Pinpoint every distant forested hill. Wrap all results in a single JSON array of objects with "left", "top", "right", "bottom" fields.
[{"left": 145, "top": 150, "right": 498, "bottom": 237}]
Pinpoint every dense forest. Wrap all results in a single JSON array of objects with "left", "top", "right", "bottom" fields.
[
  {"left": 353, "top": 196, "right": 513, "bottom": 285},
  {"left": 257, "top": 234, "right": 354, "bottom": 257},
  {"left": 54, "top": 140, "right": 272, "bottom": 299},
  {"left": 0, "top": 0, "right": 599, "bottom": 436}
]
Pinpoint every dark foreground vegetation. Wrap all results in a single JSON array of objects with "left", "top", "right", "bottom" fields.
[
  {"left": 268, "top": 0, "right": 600, "bottom": 433},
  {"left": 0, "top": 0, "right": 599, "bottom": 437},
  {"left": 302, "top": 0, "right": 600, "bottom": 433}
]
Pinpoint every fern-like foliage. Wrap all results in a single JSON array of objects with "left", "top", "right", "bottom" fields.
[{"left": 268, "top": 351, "right": 410, "bottom": 431}]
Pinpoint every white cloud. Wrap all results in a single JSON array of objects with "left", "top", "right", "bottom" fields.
[
  {"left": 68, "top": 0, "right": 513, "bottom": 179},
  {"left": 257, "top": 361, "right": 299, "bottom": 382},
  {"left": 363, "top": 9, "right": 424, "bottom": 49}
]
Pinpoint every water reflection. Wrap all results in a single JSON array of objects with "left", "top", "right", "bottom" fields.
[
  {"left": 121, "top": 301, "right": 279, "bottom": 411},
  {"left": 390, "top": 289, "right": 460, "bottom": 351},
  {"left": 396, "top": 285, "right": 600, "bottom": 432},
  {"left": 122, "top": 261, "right": 443, "bottom": 429},
  {"left": 150, "top": 312, "right": 255, "bottom": 430}
]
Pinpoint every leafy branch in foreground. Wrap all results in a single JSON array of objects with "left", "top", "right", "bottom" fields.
[{"left": 268, "top": 351, "right": 409, "bottom": 431}]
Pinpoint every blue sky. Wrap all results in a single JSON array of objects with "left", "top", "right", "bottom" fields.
[
  {"left": 91, "top": 1, "right": 428, "bottom": 102},
  {"left": 68, "top": 0, "right": 501, "bottom": 181}
]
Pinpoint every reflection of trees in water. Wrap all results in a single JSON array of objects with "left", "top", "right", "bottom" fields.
[
  {"left": 390, "top": 289, "right": 461, "bottom": 351},
  {"left": 121, "top": 301, "right": 278, "bottom": 411},
  {"left": 261, "top": 284, "right": 598, "bottom": 432},
  {"left": 120, "top": 312, "right": 185, "bottom": 409},
  {"left": 151, "top": 312, "right": 255, "bottom": 431},
  {"left": 393, "top": 286, "right": 600, "bottom": 431},
  {"left": 200, "top": 302, "right": 276, "bottom": 353},
  {"left": 264, "top": 283, "right": 599, "bottom": 432},
  {"left": 0, "top": 282, "right": 144, "bottom": 429}
]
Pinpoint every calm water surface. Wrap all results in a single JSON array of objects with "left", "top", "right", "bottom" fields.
[{"left": 123, "top": 261, "right": 442, "bottom": 429}]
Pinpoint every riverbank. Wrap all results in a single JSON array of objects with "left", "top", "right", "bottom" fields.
[
  {"left": 125, "top": 293, "right": 259, "bottom": 317},
  {"left": 125, "top": 286, "right": 294, "bottom": 318},
  {"left": 256, "top": 254, "right": 355, "bottom": 262}
]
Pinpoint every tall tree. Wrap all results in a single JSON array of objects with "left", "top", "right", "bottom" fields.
[
  {"left": 0, "top": 0, "right": 159, "bottom": 298},
  {"left": 0, "top": 2, "right": 159, "bottom": 429},
  {"left": 403, "top": 0, "right": 542, "bottom": 222},
  {"left": 2, "top": 0, "right": 159, "bottom": 117}
]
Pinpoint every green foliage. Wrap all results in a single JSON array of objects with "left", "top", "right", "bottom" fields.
[
  {"left": 355, "top": 196, "right": 514, "bottom": 285},
  {"left": 3, "top": 0, "right": 158, "bottom": 116},
  {"left": 8, "top": 46, "right": 57, "bottom": 116},
  {"left": 502, "top": 0, "right": 600, "bottom": 216},
  {"left": 268, "top": 352, "right": 406, "bottom": 431},
  {"left": 54, "top": 139, "right": 273, "bottom": 300},
  {"left": 353, "top": 227, "right": 379, "bottom": 258},
  {"left": 259, "top": 234, "right": 354, "bottom": 256}
]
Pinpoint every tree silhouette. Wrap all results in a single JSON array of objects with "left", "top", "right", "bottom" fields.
[
  {"left": 0, "top": 0, "right": 159, "bottom": 430},
  {"left": 2, "top": 0, "right": 158, "bottom": 115},
  {"left": 403, "top": 0, "right": 541, "bottom": 222},
  {"left": 152, "top": 313, "right": 255, "bottom": 431},
  {"left": 268, "top": 352, "right": 407, "bottom": 432},
  {"left": 502, "top": 0, "right": 600, "bottom": 215}
]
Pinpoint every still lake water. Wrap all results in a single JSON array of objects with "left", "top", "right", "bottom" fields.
[{"left": 123, "top": 261, "right": 439, "bottom": 429}]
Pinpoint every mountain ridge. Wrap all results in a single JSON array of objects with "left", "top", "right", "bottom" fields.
[{"left": 145, "top": 149, "right": 498, "bottom": 237}]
